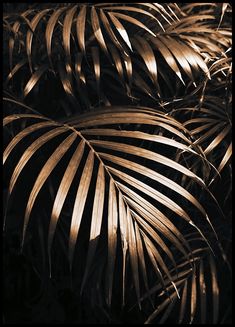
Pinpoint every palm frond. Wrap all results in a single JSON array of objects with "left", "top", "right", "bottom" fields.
[
  {"left": 4, "top": 3, "right": 231, "bottom": 108},
  {"left": 144, "top": 236, "right": 230, "bottom": 324},
  {"left": 172, "top": 96, "right": 232, "bottom": 185},
  {"left": 3, "top": 104, "right": 218, "bottom": 306}
]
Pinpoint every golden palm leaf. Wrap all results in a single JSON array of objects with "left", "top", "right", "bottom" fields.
[
  {"left": 144, "top": 233, "right": 231, "bottom": 324},
  {"left": 4, "top": 3, "right": 231, "bottom": 107},
  {"left": 3, "top": 104, "right": 218, "bottom": 306}
]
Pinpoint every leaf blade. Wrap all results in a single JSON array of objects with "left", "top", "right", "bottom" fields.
[
  {"left": 48, "top": 140, "right": 85, "bottom": 268},
  {"left": 81, "top": 163, "right": 105, "bottom": 292},
  {"left": 23, "top": 132, "right": 77, "bottom": 246},
  {"left": 76, "top": 5, "right": 86, "bottom": 53},
  {"left": 69, "top": 150, "right": 94, "bottom": 268},
  {"left": 106, "top": 179, "right": 118, "bottom": 306}
]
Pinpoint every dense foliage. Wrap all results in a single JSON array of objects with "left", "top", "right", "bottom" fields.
[{"left": 3, "top": 3, "right": 232, "bottom": 324}]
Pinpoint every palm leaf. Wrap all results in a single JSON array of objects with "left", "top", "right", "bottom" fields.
[
  {"left": 144, "top": 245, "right": 222, "bottom": 324},
  {"left": 3, "top": 3, "right": 232, "bottom": 324},
  {"left": 45, "top": 7, "right": 67, "bottom": 68},
  {"left": 182, "top": 97, "right": 231, "bottom": 179},
  {"left": 48, "top": 140, "right": 85, "bottom": 272},
  {"left": 23, "top": 64, "right": 49, "bottom": 97},
  {"left": 25, "top": 8, "right": 51, "bottom": 73},
  {"left": 69, "top": 149, "right": 95, "bottom": 269},
  {"left": 4, "top": 3, "right": 227, "bottom": 105},
  {"left": 81, "top": 162, "right": 105, "bottom": 293},
  {"left": 4, "top": 105, "right": 218, "bottom": 306}
]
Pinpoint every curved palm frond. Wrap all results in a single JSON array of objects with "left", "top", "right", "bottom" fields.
[
  {"left": 3, "top": 3, "right": 231, "bottom": 110},
  {"left": 170, "top": 95, "right": 231, "bottom": 187},
  {"left": 144, "top": 250, "right": 217, "bottom": 324},
  {"left": 3, "top": 104, "right": 218, "bottom": 306},
  {"left": 144, "top": 234, "right": 231, "bottom": 324}
]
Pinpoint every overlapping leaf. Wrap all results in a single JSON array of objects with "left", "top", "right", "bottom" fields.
[
  {"left": 174, "top": 96, "right": 232, "bottom": 184},
  {"left": 4, "top": 3, "right": 230, "bottom": 106},
  {"left": 144, "top": 243, "right": 223, "bottom": 324},
  {"left": 3, "top": 105, "right": 217, "bottom": 306}
]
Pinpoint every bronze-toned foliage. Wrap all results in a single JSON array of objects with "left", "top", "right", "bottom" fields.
[{"left": 3, "top": 2, "right": 231, "bottom": 324}]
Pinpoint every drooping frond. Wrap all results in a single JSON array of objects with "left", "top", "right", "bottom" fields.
[
  {"left": 144, "top": 233, "right": 231, "bottom": 324},
  {"left": 3, "top": 104, "right": 218, "bottom": 306},
  {"left": 3, "top": 3, "right": 231, "bottom": 110}
]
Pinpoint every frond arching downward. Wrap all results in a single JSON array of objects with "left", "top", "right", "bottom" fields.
[
  {"left": 144, "top": 239, "right": 223, "bottom": 324},
  {"left": 4, "top": 3, "right": 231, "bottom": 108},
  {"left": 3, "top": 105, "right": 217, "bottom": 306}
]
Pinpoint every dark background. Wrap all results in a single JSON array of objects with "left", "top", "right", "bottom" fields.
[{"left": 2, "top": 2, "right": 232, "bottom": 324}]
